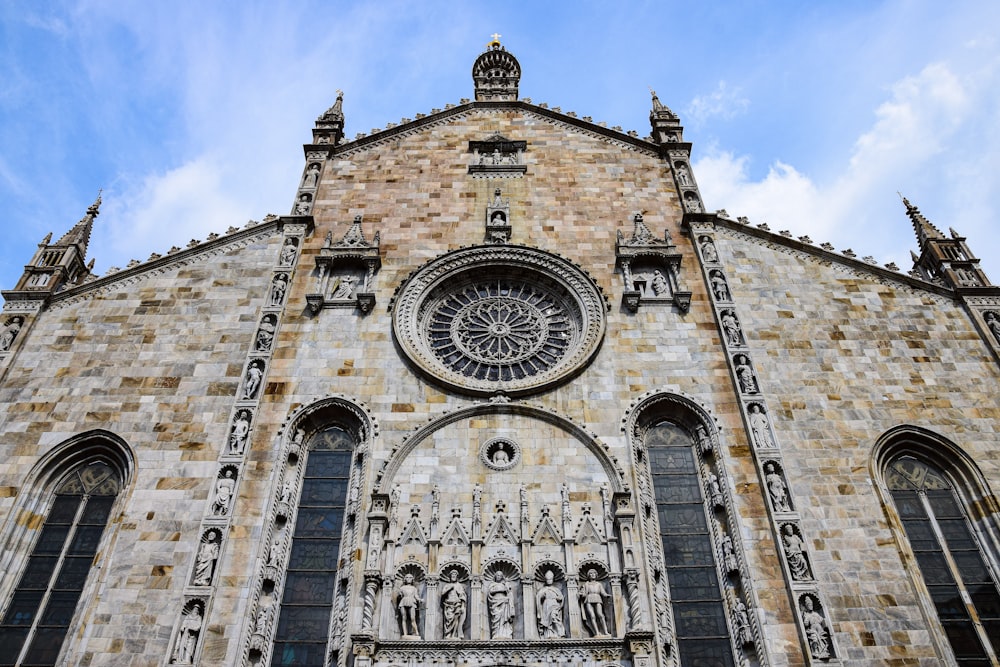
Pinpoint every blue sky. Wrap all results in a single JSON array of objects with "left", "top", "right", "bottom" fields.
[{"left": 2, "top": 1, "right": 999, "bottom": 290}]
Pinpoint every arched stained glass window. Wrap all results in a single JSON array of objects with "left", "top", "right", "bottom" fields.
[
  {"left": 886, "top": 456, "right": 1000, "bottom": 665},
  {"left": 271, "top": 425, "right": 355, "bottom": 667},
  {"left": 646, "top": 420, "right": 735, "bottom": 667},
  {"left": 0, "top": 461, "right": 121, "bottom": 667}
]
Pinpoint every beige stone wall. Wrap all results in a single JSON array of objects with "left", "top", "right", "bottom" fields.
[
  {"left": 0, "top": 104, "right": 997, "bottom": 666},
  {"left": 0, "top": 231, "right": 282, "bottom": 665},
  {"left": 715, "top": 225, "right": 1000, "bottom": 665}
]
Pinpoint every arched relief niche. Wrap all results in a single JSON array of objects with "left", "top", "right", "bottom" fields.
[{"left": 369, "top": 403, "right": 631, "bottom": 642}]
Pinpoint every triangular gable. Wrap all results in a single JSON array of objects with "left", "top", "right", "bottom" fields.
[
  {"left": 574, "top": 515, "right": 605, "bottom": 545},
  {"left": 398, "top": 517, "right": 428, "bottom": 546},
  {"left": 440, "top": 517, "right": 471, "bottom": 546},
  {"left": 531, "top": 514, "right": 563, "bottom": 545},
  {"left": 485, "top": 514, "right": 519, "bottom": 546}
]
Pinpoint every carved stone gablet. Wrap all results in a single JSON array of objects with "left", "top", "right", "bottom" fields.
[
  {"left": 308, "top": 215, "right": 382, "bottom": 313},
  {"left": 615, "top": 213, "right": 690, "bottom": 312}
]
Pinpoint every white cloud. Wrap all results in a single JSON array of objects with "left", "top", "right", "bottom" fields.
[
  {"left": 695, "top": 59, "right": 1000, "bottom": 271},
  {"left": 94, "top": 155, "right": 272, "bottom": 269},
  {"left": 685, "top": 81, "right": 750, "bottom": 127}
]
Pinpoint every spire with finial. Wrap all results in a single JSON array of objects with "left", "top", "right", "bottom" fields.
[
  {"left": 313, "top": 90, "right": 345, "bottom": 145},
  {"left": 648, "top": 88, "right": 682, "bottom": 144},
  {"left": 319, "top": 89, "right": 344, "bottom": 123},
  {"left": 900, "top": 194, "right": 944, "bottom": 248},
  {"left": 902, "top": 195, "right": 991, "bottom": 289},
  {"left": 649, "top": 88, "right": 676, "bottom": 119},
  {"left": 56, "top": 190, "right": 101, "bottom": 253}
]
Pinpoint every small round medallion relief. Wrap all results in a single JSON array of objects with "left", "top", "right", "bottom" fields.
[{"left": 481, "top": 437, "right": 520, "bottom": 470}]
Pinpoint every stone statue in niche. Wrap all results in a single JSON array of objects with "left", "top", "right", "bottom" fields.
[
  {"left": 675, "top": 162, "right": 692, "bottom": 186},
  {"left": 193, "top": 531, "right": 220, "bottom": 586},
  {"left": 748, "top": 404, "right": 775, "bottom": 448},
  {"left": 302, "top": 163, "right": 320, "bottom": 188},
  {"left": 649, "top": 270, "right": 669, "bottom": 296},
  {"left": 535, "top": 570, "right": 565, "bottom": 639},
  {"left": 782, "top": 524, "right": 812, "bottom": 580},
  {"left": 579, "top": 569, "right": 611, "bottom": 637},
  {"left": 683, "top": 193, "right": 702, "bottom": 213},
  {"left": 986, "top": 311, "right": 1000, "bottom": 344},
  {"left": 699, "top": 236, "right": 719, "bottom": 263},
  {"left": 212, "top": 469, "right": 236, "bottom": 516},
  {"left": 330, "top": 274, "right": 358, "bottom": 300},
  {"left": 279, "top": 238, "right": 298, "bottom": 265},
  {"left": 709, "top": 270, "right": 730, "bottom": 301},
  {"left": 707, "top": 472, "right": 724, "bottom": 509},
  {"left": 229, "top": 410, "right": 251, "bottom": 455},
  {"left": 395, "top": 573, "right": 423, "bottom": 639},
  {"left": 0, "top": 316, "right": 24, "bottom": 351},
  {"left": 722, "top": 533, "right": 739, "bottom": 574},
  {"left": 765, "top": 462, "right": 791, "bottom": 511},
  {"left": 294, "top": 194, "right": 312, "bottom": 215},
  {"left": 172, "top": 603, "right": 203, "bottom": 664},
  {"left": 486, "top": 572, "right": 515, "bottom": 639},
  {"left": 242, "top": 360, "right": 264, "bottom": 400},
  {"left": 801, "top": 595, "right": 832, "bottom": 659},
  {"left": 734, "top": 599, "right": 753, "bottom": 646},
  {"left": 441, "top": 570, "right": 467, "bottom": 639},
  {"left": 720, "top": 309, "right": 742, "bottom": 346},
  {"left": 734, "top": 355, "right": 758, "bottom": 393},
  {"left": 255, "top": 315, "right": 276, "bottom": 352},
  {"left": 267, "top": 531, "right": 284, "bottom": 566},
  {"left": 269, "top": 272, "right": 288, "bottom": 307}
]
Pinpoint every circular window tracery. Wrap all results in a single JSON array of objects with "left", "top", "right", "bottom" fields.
[{"left": 393, "top": 246, "right": 606, "bottom": 396}]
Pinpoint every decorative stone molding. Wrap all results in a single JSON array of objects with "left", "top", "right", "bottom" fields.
[
  {"left": 308, "top": 215, "right": 382, "bottom": 313},
  {"left": 615, "top": 213, "right": 690, "bottom": 312},
  {"left": 391, "top": 245, "right": 607, "bottom": 397}
]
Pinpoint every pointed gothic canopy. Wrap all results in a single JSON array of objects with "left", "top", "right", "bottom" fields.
[
  {"left": 56, "top": 192, "right": 101, "bottom": 254},
  {"left": 902, "top": 196, "right": 944, "bottom": 248}
]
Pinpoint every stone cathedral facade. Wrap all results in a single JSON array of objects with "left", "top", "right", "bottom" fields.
[{"left": 1, "top": 40, "right": 1000, "bottom": 667}]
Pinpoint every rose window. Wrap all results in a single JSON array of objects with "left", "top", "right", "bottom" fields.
[
  {"left": 429, "top": 281, "right": 571, "bottom": 380},
  {"left": 392, "top": 246, "right": 606, "bottom": 396}
]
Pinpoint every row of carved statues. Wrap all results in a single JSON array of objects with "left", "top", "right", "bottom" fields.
[{"left": 387, "top": 567, "right": 615, "bottom": 641}]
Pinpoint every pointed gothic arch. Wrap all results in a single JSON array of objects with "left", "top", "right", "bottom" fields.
[
  {"left": 624, "top": 392, "right": 751, "bottom": 667},
  {"left": 871, "top": 425, "right": 1000, "bottom": 665},
  {"left": 0, "top": 430, "right": 133, "bottom": 667},
  {"left": 254, "top": 396, "right": 374, "bottom": 667}
]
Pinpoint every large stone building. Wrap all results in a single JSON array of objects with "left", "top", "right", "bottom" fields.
[{"left": 0, "top": 39, "right": 999, "bottom": 667}]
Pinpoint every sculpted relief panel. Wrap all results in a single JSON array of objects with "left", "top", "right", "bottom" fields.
[{"left": 361, "top": 409, "right": 636, "bottom": 659}]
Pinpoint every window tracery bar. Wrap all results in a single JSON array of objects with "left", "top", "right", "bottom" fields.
[
  {"left": 0, "top": 462, "right": 119, "bottom": 667},
  {"left": 647, "top": 421, "right": 735, "bottom": 667},
  {"left": 887, "top": 456, "right": 1000, "bottom": 664},
  {"left": 270, "top": 426, "right": 353, "bottom": 667}
]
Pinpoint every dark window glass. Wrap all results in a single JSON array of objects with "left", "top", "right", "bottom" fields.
[
  {"left": 288, "top": 540, "right": 340, "bottom": 571},
  {"left": 271, "top": 641, "right": 328, "bottom": 667},
  {"left": 272, "top": 437, "right": 353, "bottom": 667},
  {"left": 667, "top": 567, "right": 720, "bottom": 601},
  {"left": 0, "top": 461, "right": 119, "bottom": 666},
  {"left": 677, "top": 637, "right": 736, "bottom": 667},
  {"left": 32, "top": 526, "right": 70, "bottom": 556},
  {"left": 646, "top": 420, "right": 735, "bottom": 667},
  {"left": 18, "top": 559, "right": 58, "bottom": 590},
  {"left": 20, "top": 627, "right": 66, "bottom": 665},
  {"left": 674, "top": 601, "right": 729, "bottom": 637},
  {"left": 275, "top": 605, "right": 332, "bottom": 640},
  {"left": 889, "top": 456, "right": 999, "bottom": 663}
]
